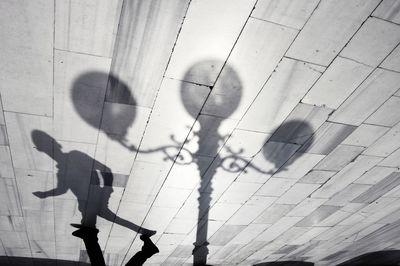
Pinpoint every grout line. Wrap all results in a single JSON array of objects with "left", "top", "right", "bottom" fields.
[
  {"left": 164, "top": 76, "right": 212, "bottom": 88},
  {"left": 337, "top": 55, "right": 373, "bottom": 68},
  {"left": 2, "top": 110, "right": 52, "bottom": 118},
  {"left": 51, "top": 0, "right": 58, "bottom": 262},
  {"left": 54, "top": 48, "right": 112, "bottom": 59},
  {"left": 371, "top": 15, "right": 400, "bottom": 26},
  {"left": 249, "top": 15, "right": 300, "bottom": 31},
  {"left": 377, "top": 39, "right": 400, "bottom": 69},
  {"left": 283, "top": 55, "right": 327, "bottom": 68},
  {"left": 362, "top": 75, "right": 400, "bottom": 125},
  {"left": 379, "top": 66, "right": 400, "bottom": 73}
]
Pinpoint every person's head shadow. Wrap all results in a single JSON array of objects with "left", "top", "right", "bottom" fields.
[
  {"left": 71, "top": 71, "right": 137, "bottom": 150},
  {"left": 31, "top": 130, "right": 59, "bottom": 159},
  {"left": 30, "top": 129, "right": 109, "bottom": 217}
]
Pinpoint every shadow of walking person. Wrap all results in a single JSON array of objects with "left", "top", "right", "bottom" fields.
[{"left": 31, "top": 130, "right": 156, "bottom": 237}]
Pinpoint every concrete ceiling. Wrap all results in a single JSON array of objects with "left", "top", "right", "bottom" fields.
[{"left": 1, "top": 0, "right": 400, "bottom": 265}]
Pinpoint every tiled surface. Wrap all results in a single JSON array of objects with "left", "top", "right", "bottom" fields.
[{"left": 1, "top": 0, "right": 400, "bottom": 265}]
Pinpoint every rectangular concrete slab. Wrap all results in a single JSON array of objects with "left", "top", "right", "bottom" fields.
[
  {"left": 325, "top": 184, "right": 372, "bottom": 206},
  {"left": 217, "top": 182, "right": 262, "bottom": 204},
  {"left": 252, "top": 0, "right": 319, "bottom": 30},
  {"left": 55, "top": 0, "right": 122, "bottom": 57},
  {"left": 0, "top": 0, "right": 53, "bottom": 116},
  {"left": 296, "top": 205, "right": 341, "bottom": 227},
  {"left": 0, "top": 97, "right": 4, "bottom": 125},
  {"left": 298, "top": 170, "right": 336, "bottom": 184},
  {"left": 365, "top": 96, "right": 400, "bottom": 127},
  {"left": 314, "top": 145, "right": 365, "bottom": 171},
  {"left": 342, "top": 124, "right": 390, "bottom": 147},
  {"left": 209, "top": 225, "right": 246, "bottom": 246},
  {"left": 381, "top": 44, "right": 400, "bottom": 72},
  {"left": 0, "top": 146, "right": 14, "bottom": 178},
  {"left": 302, "top": 56, "right": 373, "bottom": 109},
  {"left": 311, "top": 155, "right": 383, "bottom": 198},
  {"left": 275, "top": 183, "right": 321, "bottom": 204},
  {"left": 329, "top": 68, "right": 400, "bottom": 126},
  {"left": 363, "top": 122, "right": 400, "bottom": 157},
  {"left": 164, "top": 155, "right": 213, "bottom": 190},
  {"left": 15, "top": 169, "right": 54, "bottom": 212},
  {"left": 274, "top": 152, "right": 325, "bottom": 179},
  {"left": 122, "top": 161, "right": 170, "bottom": 204},
  {"left": 255, "top": 178, "right": 297, "bottom": 197},
  {"left": 379, "top": 148, "right": 400, "bottom": 168},
  {"left": 286, "top": 198, "right": 327, "bottom": 217},
  {"left": 153, "top": 187, "right": 192, "bottom": 208},
  {"left": 226, "top": 196, "right": 276, "bottom": 225},
  {"left": 292, "top": 227, "right": 330, "bottom": 245},
  {"left": 286, "top": 0, "right": 380, "bottom": 66},
  {"left": 354, "top": 166, "right": 398, "bottom": 184},
  {"left": 340, "top": 17, "right": 400, "bottom": 67},
  {"left": 239, "top": 57, "right": 324, "bottom": 133},
  {"left": 5, "top": 112, "right": 53, "bottom": 171},
  {"left": 299, "top": 122, "right": 357, "bottom": 155},
  {"left": 0, "top": 125, "right": 8, "bottom": 145},
  {"left": 256, "top": 216, "right": 303, "bottom": 242},
  {"left": 373, "top": 0, "right": 400, "bottom": 24},
  {"left": 254, "top": 203, "right": 295, "bottom": 224},
  {"left": 352, "top": 172, "right": 400, "bottom": 203},
  {"left": 0, "top": 178, "right": 22, "bottom": 216}
]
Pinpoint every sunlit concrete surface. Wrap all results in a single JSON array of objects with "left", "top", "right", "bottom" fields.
[{"left": 1, "top": 0, "right": 400, "bottom": 265}]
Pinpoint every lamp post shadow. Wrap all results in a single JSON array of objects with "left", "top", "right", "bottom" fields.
[
  {"left": 180, "top": 61, "right": 316, "bottom": 265},
  {"left": 180, "top": 61, "right": 242, "bottom": 265}
]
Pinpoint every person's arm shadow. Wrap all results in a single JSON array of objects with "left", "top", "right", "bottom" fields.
[{"left": 33, "top": 186, "right": 68, "bottom": 198}]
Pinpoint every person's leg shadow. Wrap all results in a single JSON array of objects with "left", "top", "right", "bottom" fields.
[{"left": 71, "top": 224, "right": 159, "bottom": 266}]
